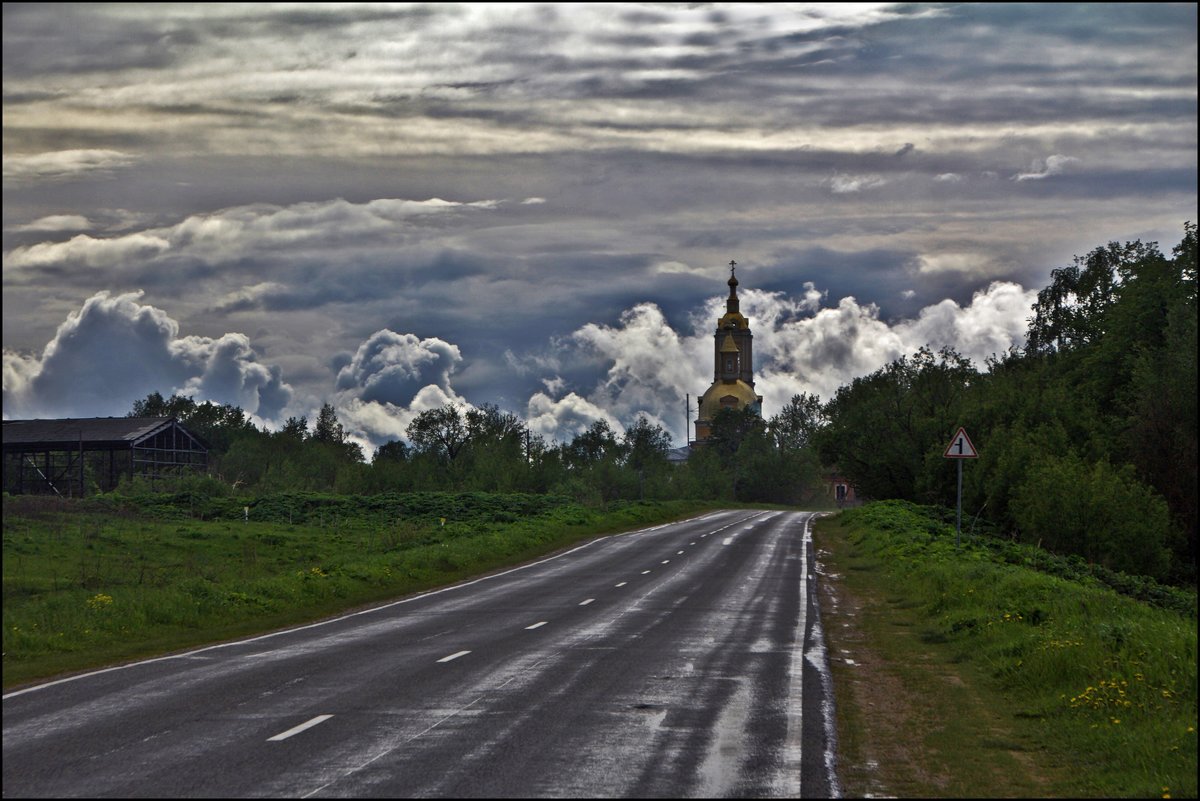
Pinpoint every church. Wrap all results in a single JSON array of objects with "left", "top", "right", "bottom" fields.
[{"left": 693, "top": 261, "right": 763, "bottom": 445}]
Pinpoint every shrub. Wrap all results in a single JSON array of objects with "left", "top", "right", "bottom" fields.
[{"left": 1011, "top": 454, "right": 1171, "bottom": 580}]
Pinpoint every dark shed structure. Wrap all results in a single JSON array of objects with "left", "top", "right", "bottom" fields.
[{"left": 2, "top": 417, "right": 208, "bottom": 496}]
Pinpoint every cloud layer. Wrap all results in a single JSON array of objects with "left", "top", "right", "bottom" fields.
[{"left": 3, "top": 3, "right": 1194, "bottom": 449}]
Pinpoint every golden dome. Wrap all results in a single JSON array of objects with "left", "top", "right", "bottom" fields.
[{"left": 698, "top": 379, "right": 761, "bottom": 419}]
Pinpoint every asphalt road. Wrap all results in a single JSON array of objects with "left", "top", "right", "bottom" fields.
[{"left": 3, "top": 509, "right": 838, "bottom": 798}]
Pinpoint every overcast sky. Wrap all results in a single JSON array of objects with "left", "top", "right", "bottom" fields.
[{"left": 3, "top": 3, "right": 1196, "bottom": 452}]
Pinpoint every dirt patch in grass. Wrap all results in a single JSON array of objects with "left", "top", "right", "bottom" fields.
[{"left": 815, "top": 518, "right": 1069, "bottom": 798}]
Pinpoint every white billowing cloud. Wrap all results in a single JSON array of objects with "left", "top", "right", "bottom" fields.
[
  {"left": 569, "top": 303, "right": 710, "bottom": 438},
  {"left": 334, "top": 330, "right": 462, "bottom": 405},
  {"left": 2, "top": 149, "right": 138, "bottom": 185},
  {"left": 338, "top": 384, "right": 465, "bottom": 453},
  {"left": 212, "top": 282, "right": 288, "bottom": 312},
  {"left": 828, "top": 174, "right": 888, "bottom": 194},
  {"left": 895, "top": 281, "right": 1038, "bottom": 364},
  {"left": 332, "top": 329, "right": 470, "bottom": 447},
  {"left": 6, "top": 232, "right": 171, "bottom": 269},
  {"left": 2, "top": 290, "right": 292, "bottom": 422},
  {"left": 526, "top": 391, "right": 622, "bottom": 442},
  {"left": 755, "top": 281, "right": 1038, "bottom": 411},
  {"left": 1014, "top": 154, "right": 1080, "bottom": 181},
  {"left": 755, "top": 295, "right": 909, "bottom": 409},
  {"left": 3, "top": 351, "right": 41, "bottom": 416},
  {"left": 174, "top": 333, "right": 292, "bottom": 422},
  {"left": 9, "top": 214, "right": 94, "bottom": 232},
  {"left": 917, "top": 252, "right": 996, "bottom": 276},
  {"left": 4, "top": 196, "right": 502, "bottom": 271}
]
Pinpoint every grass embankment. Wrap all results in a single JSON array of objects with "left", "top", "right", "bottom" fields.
[
  {"left": 816, "top": 501, "right": 1197, "bottom": 798},
  {"left": 3, "top": 491, "right": 717, "bottom": 689}
]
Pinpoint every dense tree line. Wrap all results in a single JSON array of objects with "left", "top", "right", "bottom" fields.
[
  {"left": 126, "top": 393, "right": 826, "bottom": 509},
  {"left": 816, "top": 223, "right": 1196, "bottom": 583}
]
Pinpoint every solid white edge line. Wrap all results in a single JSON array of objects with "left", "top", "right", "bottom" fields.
[
  {"left": 781, "top": 512, "right": 811, "bottom": 796},
  {"left": 437, "top": 650, "right": 471, "bottom": 663},
  {"left": 268, "top": 714, "right": 334, "bottom": 742}
]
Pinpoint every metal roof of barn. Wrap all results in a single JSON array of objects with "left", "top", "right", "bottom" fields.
[{"left": 2, "top": 417, "right": 189, "bottom": 450}]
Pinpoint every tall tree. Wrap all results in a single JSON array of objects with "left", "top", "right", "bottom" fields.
[
  {"left": 770, "top": 393, "right": 826, "bottom": 452},
  {"left": 312, "top": 403, "right": 346, "bottom": 445},
  {"left": 407, "top": 404, "right": 469, "bottom": 462},
  {"left": 278, "top": 416, "right": 309, "bottom": 441},
  {"left": 622, "top": 416, "right": 672, "bottom": 499}
]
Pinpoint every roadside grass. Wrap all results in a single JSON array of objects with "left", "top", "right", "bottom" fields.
[
  {"left": 2, "top": 492, "right": 718, "bottom": 689},
  {"left": 816, "top": 500, "right": 1197, "bottom": 799}
]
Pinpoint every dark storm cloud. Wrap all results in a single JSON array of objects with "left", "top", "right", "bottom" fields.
[{"left": 1, "top": 6, "right": 195, "bottom": 77}]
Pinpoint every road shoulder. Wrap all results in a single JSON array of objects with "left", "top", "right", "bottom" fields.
[{"left": 813, "top": 513, "right": 1067, "bottom": 798}]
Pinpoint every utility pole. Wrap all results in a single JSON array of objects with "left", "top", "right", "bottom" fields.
[{"left": 685, "top": 394, "right": 690, "bottom": 446}]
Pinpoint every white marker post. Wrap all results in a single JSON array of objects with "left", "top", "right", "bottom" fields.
[{"left": 943, "top": 427, "right": 978, "bottom": 547}]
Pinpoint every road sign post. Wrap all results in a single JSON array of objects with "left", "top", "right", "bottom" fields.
[{"left": 943, "top": 427, "right": 978, "bottom": 547}]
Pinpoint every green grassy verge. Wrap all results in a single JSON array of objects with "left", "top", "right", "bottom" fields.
[
  {"left": 816, "top": 501, "right": 1197, "bottom": 798},
  {"left": 3, "top": 491, "right": 718, "bottom": 689}
]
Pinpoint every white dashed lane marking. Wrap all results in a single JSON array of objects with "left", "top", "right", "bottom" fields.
[
  {"left": 579, "top": 598, "right": 595, "bottom": 606},
  {"left": 268, "top": 715, "right": 333, "bottom": 742},
  {"left": 615, "top": 582, "right": 627, "bottom": 587},
  {"left": 525, "top": 622, "right": 547, "bottom": 630},
  {"left": 437, "top": 650, "right": 471, "bottom": 663}
]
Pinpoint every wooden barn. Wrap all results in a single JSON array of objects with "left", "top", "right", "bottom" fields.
[{"left": 2, "top": 417, "right": 208, "bottom": 496}]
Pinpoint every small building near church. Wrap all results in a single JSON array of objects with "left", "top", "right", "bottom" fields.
[
  {"left": 823, "top": 472, "right": 861, "bottom": 507},
  {"left": 693, "top": 262, "right": 764, "bottom": 445}
]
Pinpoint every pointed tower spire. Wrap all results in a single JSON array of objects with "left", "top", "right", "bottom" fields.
[{"left": 727, "top": 259, "right": 740, "bottom": 314}]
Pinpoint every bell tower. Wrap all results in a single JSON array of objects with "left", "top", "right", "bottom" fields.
[{"left": 693, "top": 261, "right": 763, "bottom": 444}]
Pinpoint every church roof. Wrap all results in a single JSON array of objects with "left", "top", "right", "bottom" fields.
[{"left": 697, "top": 379, "right": 761, "bottom": 420}]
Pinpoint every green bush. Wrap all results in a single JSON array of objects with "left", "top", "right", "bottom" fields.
[{"left": 1012, "top": 455, "right": 1172, "bottom": 580}]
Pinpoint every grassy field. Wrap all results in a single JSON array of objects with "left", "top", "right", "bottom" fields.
[
  {"left": 816, "top": 501, "right": 1197, "bottom": 798},
  {"left": 2, "top": 490, "right": 717, "bottom": 688}
]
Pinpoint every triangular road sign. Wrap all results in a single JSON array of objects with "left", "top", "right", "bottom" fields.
[{"left": 943, "top": 427, "right": 978, "bottom": 458}]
